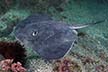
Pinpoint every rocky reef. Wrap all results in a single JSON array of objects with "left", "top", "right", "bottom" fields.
[{"left": 0, "top": 0, "right": 108, "bottom": 72}]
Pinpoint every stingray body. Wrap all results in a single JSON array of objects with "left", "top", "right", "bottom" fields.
[{"left": 14, "top": 14, "right": 104, "bottom": 60}]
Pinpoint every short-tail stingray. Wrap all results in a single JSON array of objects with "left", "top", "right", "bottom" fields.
[{"left": 14, "top": 14, "right": 104, "bottom": 60}]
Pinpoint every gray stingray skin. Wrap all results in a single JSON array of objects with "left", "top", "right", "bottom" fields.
[{"left": 14, "top": 14, "right": 104, "bottom": 60}]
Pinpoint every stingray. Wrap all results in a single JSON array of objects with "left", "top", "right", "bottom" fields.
[{"left": 14, "top": 14, "right": 104, "bottom": 60}]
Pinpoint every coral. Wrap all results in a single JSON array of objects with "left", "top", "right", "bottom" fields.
[
  {"left": 53, "top": 57, "right": 84, "bottom": 72},
  {"left": 0, "top": 41, "right": 26, "bottom": 65},
  {"left": 98, "top": 50, "right": 107, "bottom": 61},
  {"left": 0, "top": 59, "right": 26, "bottom": 72},
  {"left": 0, "top": 59, "right": 13, "bottom": 71},
  {"left": 96, "top": 65, "right": 108, "bottom": 72},
  {"left": 11, "top": 62, "right": 26, "bottom": 72}
]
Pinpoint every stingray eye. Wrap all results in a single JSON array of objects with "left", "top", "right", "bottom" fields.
[{"left": 32, "top": 31, "right": 38, "bottom": 36}]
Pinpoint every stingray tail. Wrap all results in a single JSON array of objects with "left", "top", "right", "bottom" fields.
[{"left": 69, "top": 19, "right": 105, "bottom": 29}]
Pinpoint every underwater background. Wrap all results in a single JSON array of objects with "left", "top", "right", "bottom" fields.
[{"left": 0, "top": 0, "right": 108, "bottom": 72}]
